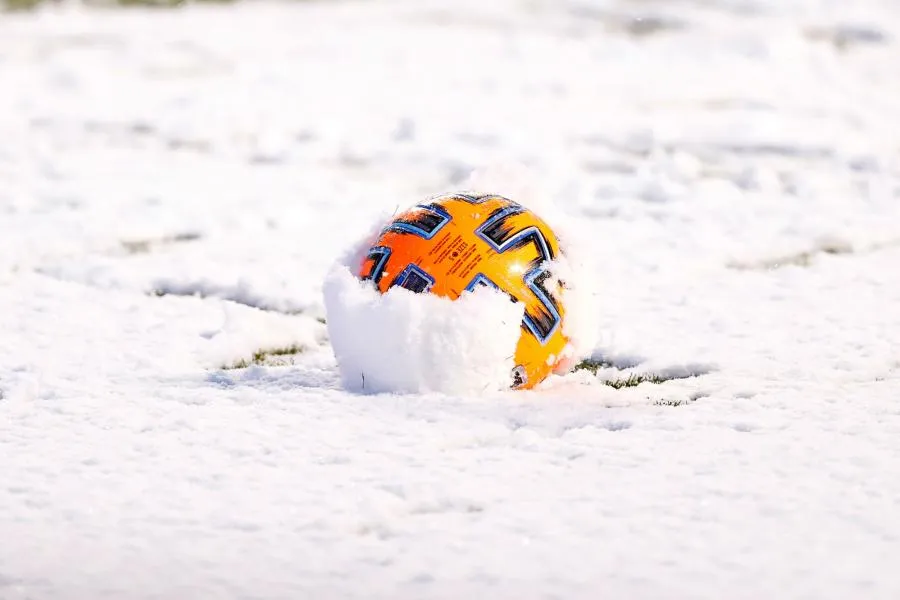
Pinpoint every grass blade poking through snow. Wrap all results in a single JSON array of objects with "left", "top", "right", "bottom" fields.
[
  {"left": 222, "top": 344, "right": 306, "bottom": 370},
  {"left": 573, "top": 358, "right": 707, "bottom": 390}
]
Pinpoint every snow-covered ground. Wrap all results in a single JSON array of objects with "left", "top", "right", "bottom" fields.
[{"left": 2, "top": 0, "right": 900, "bottom": 597}]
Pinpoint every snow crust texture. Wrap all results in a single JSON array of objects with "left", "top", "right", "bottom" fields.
[{"left": 2, "top": 0, "right": 900, "bottom": 599}]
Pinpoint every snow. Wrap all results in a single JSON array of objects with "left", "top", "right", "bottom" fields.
[
  {"left": 2, "top": 0, "right": 900, "bottom": 598},
  {"left": 324, "top": 260, "right": 525, "bottom": 394}
]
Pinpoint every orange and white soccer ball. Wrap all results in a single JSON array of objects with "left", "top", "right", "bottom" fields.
[{"left": 358, "top": 193, "right": 571, "bottom": 389}]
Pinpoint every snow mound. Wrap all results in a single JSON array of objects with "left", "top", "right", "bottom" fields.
[{"left": 323, "top": 265, "right": 524, "bottom": 394}]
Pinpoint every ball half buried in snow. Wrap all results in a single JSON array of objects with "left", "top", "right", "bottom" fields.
[{"left": 350, "top": 193, "right": 574, "bottom": 391}]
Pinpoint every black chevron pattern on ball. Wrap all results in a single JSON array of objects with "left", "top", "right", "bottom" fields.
[{"left": 475, "top": 204, "right": 561, "bottom": 343}]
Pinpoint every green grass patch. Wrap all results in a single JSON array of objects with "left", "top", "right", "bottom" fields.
[
  {"left": 222, "top": 343, "right": 305, "bottom": 370},
  {"left": 574, "top": 358, "right": 685, "bottom": 389},
  {"left": 653, "top": 397, "right": 690, "bottom": 407},
  {"left": 572, "top": 358, "right": 618, "bottom": 374},
  {"left": 3, "top": 0, "right": 41, "bottom": 10},
  {"left": 601, "top": 372, "right": 668, "bottom": 389},
  {"left": 121, "top": 232, "right": 201, "bottom": 255}
]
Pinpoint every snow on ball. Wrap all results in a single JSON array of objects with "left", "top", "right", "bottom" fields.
[{"left": 323, "top": 268, "right": 524, "bottom": 394}]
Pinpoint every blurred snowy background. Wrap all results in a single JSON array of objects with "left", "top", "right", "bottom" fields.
[{"left": 2, "top": 0, "right": 899, "bottom": 598}]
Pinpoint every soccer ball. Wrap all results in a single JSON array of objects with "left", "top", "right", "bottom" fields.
[{"left": 358, "top": 193, "right": 571, "bottom": 389}]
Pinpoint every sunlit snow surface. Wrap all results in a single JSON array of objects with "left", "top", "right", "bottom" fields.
[{"left": 2, "top": 0, "right": 900, "bottom": 598}]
